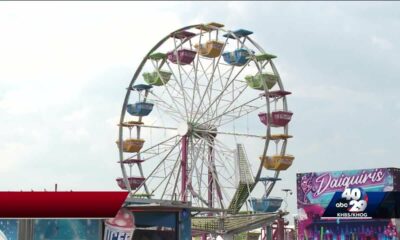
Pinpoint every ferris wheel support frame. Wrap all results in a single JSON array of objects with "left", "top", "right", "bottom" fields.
[{"left": 181, "top": 135, "right": 188, "bottom": 202}]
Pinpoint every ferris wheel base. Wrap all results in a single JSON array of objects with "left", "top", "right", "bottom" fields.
[{"left": 124, "top": 197, "right": 288, "bottom": 238}]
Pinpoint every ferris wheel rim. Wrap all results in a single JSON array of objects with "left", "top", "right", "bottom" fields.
[{"left": 117, "top": 23, "right": 291, "bottom": 212}]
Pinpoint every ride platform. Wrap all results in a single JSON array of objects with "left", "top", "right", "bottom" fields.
[{"left": 192, "top": 211, "right": 287, "bottom": 236}]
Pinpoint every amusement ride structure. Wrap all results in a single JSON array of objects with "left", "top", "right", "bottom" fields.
[{"left": 116, "top": 22, "right": 294, "bottom": 239}]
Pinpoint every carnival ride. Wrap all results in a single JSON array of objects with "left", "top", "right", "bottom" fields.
[{"left": 116, "top": 22, "right": 294, "bottom": 238}]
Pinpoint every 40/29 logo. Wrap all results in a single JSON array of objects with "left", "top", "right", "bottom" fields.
[{"left": 336, "top": 187, "right": 368, "bottom": 212}]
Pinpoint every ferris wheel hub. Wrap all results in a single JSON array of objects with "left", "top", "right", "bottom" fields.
[
  {"left": 177, "top": 122, "right": 218, "bottom": 139},
  {"left": 177, "top": 122, "right": 190, "bottom": 136}
]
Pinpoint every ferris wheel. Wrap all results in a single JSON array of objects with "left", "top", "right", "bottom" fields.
[{"left": 116, "top": 23, "right": 294, "bottom": 214}]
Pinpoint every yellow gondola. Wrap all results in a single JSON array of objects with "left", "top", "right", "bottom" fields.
[
  {"left": 194, "top": 40, "right": 224, "bottom": 58},
  {"left": 259, "top": 155, "right": 295, "bottom": 171},
  {"left": 116, "top": 139, "right": 145, "bottom": 153}
]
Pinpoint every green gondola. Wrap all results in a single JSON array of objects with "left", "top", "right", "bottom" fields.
[
  {"left": 142, "top": 71, "right": 172, "bottom": 86},
  {"left": 245, "top": 73, "right": 278, "bottom": 90}
]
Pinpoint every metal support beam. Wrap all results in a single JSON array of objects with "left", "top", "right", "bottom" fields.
[
  {"left": 181, "top": 135, "right": 188, "bottom": 202},
  {"left": 267, "top": 225, "right": 273, "bottom": 240},
  {"left": 276, "top": 217, "right": 285, "bottom": 240}
]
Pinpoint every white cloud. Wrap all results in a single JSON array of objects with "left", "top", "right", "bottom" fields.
[
  {"left": 0, "top": 1, "right": 184, "bottom": 190},
  {"left": 370, "top": 35, "right": 393, "bottom": 50}
]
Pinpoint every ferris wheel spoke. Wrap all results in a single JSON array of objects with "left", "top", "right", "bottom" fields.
[
  {"left": 164, "top": 61, "right": 192, "bottom": 120},
  {"left": 171, "top": 164, "right": 182, "bottom": 201},
  {"left": 132, "top": 138, "right": 181, "bottom": 195},
  {"left": 209, "top": 138, "right": 237, "bottom": 167},
  {"left": 190, "top": 57, "right": 217, "bottom": 120},
  {"left": 190, "top": 135, "right": 215, "bottom": 197},
  {"left": 133, "top": 124, "right": 176, "bottom": 131},
  {"left": 191, "top": 59, "right": 215, "bottom": 121},
  {"left": 208, "top": 82, "right": 248, "bottom": 126},
  {"left": 206, "top": 83, "right": 249, "bottom": 126},
  {"left": 198, "top": 140, "right": 206, "bottom": 205},
  {"left": 187, "top": 136, "right": 208, "bottom": 204},
  {"left": 126, "top": 135, "right": 178, "bottom": 160},
  {"left": 153, "top": 102, "right": 182, "bottom": 123},
  {"left": 152, "top": 156, "right": 180, "bottom": 198},
  {"left": 214, "top": 102, "right": 266, "bottom": 128},
  {"left": 210, "top": 140, "right": 253, "bottom": 205},
  {"left": 200, "top": 95, "right": 262, "bottom": 127},
  {"left": 196, "top": 140, "right": 235, "bottom": 186},
  {"left": 175, "top": 62, "right": 206, "bottom": 115},
  {"left": 192, "top": 133, "right": 227, "bottom": 208},
  {"left": 206, "top": 63, "right": 237, "bottom": 121},
  {"left": 189, "top": 32, "right": 204, "bottom": 122},
  {"left": 155, "top": 74, "right": 185, "bottom": 119},
  {"left": 187, "top": 137, "right": 203, "bottom": 187},
  {"left": 195, "top": 129, "right": 265, "bottom": 139},
  {"left": 152, "top": 104, "right": 181, "bottom": 123},
  {"left": 159, "top": 153, "right": 182, "bottom": 200},
  {"left": 149, "top": 93, "right": 184, "bottom": 122},
  {"left": 150, "top": 62, "right": 191, "bottom": 114},
  {"left": 193, "top": 62, "right": 248, "bottom": 125},
  {"left": 142, "top": 145, "right": 177, "bottom": 158},
  {"left": 191, "top": 37, "right": 229, "bottom": 122}
]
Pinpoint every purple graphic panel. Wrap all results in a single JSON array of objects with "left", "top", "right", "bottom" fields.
[{"left": 296, "top": 168, "right": 399, "bottom": 240}]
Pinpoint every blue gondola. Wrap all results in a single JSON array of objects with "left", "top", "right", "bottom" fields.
[
  {"left": 127, "top": 102, "right": 154, "bottom": 116},
  {"left": 223, "top": 29, "right": 253, "bottom": 39},
  {"left": 222, "top": 48, "right": 254, "bottom": 66},
  {"left": 248, "top": 176, "right": 283, "bottom": 213},
  {"left": 248, "top": 197, "right": 283, "bottom": 213}
]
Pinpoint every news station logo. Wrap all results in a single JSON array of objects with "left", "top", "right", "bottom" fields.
[
  {"left": 323, "top": 185, "right": 400, "bottom": 219},
  {"left": 335, "top": 186, "right": 369, "bottom": 218}
]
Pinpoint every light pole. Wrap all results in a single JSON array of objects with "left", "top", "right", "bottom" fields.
[{"left": 281, "top": 189, "right": 292, "bottom": 212}]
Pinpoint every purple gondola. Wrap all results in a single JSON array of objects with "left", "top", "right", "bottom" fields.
[{"left": 167, "top": 49, "right": 197, "bottom": 65}]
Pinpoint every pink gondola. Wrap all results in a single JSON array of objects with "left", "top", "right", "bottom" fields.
[
  {"left": 167, "top": 49, "right": 197, "bottom": 65},
  {"left": 116, "top": 177, "right": 145, "bottom": 190},
  {"left": 258, "top": 111, "right": 293, "bottom": 127}
]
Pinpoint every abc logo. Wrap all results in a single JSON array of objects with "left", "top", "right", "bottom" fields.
[
  {"left": 335, "top": 202, "right": 348, "bottom": 208},
  {"left": 340, "top": 187, "right": 368, "bottom": 212}
]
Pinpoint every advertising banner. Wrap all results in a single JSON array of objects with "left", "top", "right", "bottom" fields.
[
  {"left": 0, "top": 220, "right": 18, "bottom": 240},
  {"left": 297, "top": 168, "right": 399, "bottom": 239},
  {"left": 33, "top": 219, "right": 102, "bottom": 239}
]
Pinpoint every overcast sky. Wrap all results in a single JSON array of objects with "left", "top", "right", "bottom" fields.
[{"left": 1, "top": 1, "right": 399, "bottom": 219}]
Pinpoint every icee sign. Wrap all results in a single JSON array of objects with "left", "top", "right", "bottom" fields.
[
  {"left": 104, "top": 229, "right": 132, "bottom": 240},
  {"left": 104, "top": 208, "right": 135, "bottom": 240}
]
